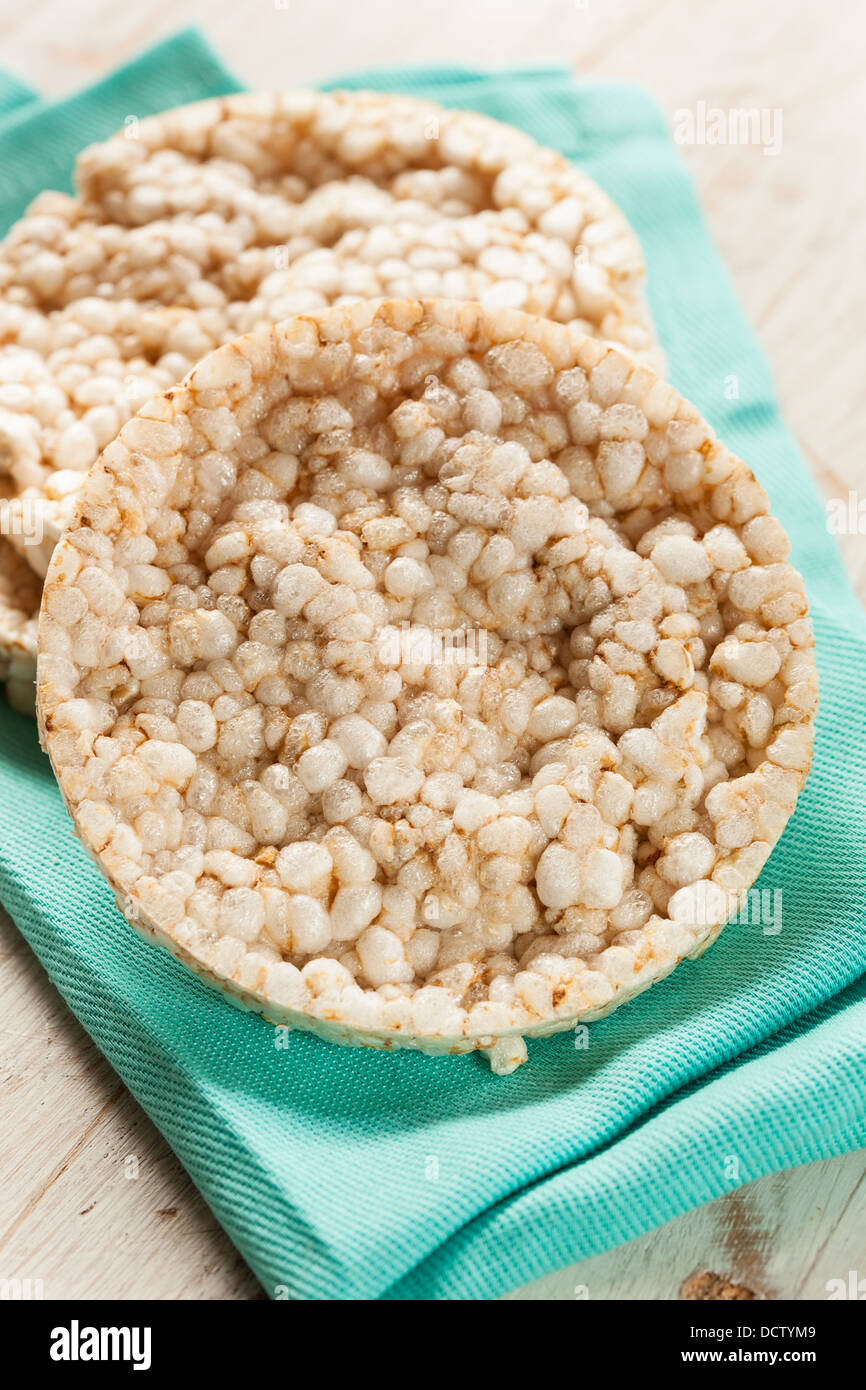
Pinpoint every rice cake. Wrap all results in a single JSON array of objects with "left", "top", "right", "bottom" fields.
[
  {"left": 0, "top": 89, "right": 658, "bottom": 586},
  {"left": 37, "top": 300, "right": 816, "bottom": 1071}
]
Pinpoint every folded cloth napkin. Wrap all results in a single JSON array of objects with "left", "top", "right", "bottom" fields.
[{"left": 1, "top": 27, "right": 864, "bottom": 1302}]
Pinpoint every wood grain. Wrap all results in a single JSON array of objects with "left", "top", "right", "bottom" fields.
[
  {"left": 509, "top": 1149, "right": 866, "bottom": 1300},
  {"left": 0, "top": 907, "right": 262, "bottom": 1299},
  {"left": 1, "top": 0, "right": 864, "bottom": 1301}
]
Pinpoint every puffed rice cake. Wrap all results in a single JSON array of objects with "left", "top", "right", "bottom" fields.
[
  {"left": 37, "top": 300, "right": 817, "bottom": 1072},
  {"left": 0, "top": 89, "right": 658, "bottom": 598}
]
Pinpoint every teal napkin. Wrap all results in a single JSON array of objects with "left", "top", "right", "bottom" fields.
[
  {"left": 1, "top": 29, "right": 864, "bottom": 1301},
  {"left": 0, "top": 69, "right": 36, "bottom": 122}
]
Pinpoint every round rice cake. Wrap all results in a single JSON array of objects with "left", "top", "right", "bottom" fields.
[
  {"left": 36, "top": 300, "right": 816, "bottom": 1072},
  {"left": 0, "top": 89, "right": 658, "bottom": 580}
]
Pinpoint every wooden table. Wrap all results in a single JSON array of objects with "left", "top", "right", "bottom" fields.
[{"left": 1, "top": 0, "right": 864, "bottom": 1300}]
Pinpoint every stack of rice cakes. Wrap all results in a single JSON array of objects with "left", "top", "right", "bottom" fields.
[
  {"left": 0, "top": 89, "right": 657, "bottom": 706},
  {"left": 0, "top": 92, "right": 816, "bottom": 1068}
]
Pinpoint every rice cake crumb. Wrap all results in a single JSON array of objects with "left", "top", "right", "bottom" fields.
[{"left": 680, "top": 1271, "right": 759, "bottom": 1301}]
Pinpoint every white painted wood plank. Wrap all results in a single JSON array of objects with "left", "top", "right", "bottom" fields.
[
  {"left": 0, "top": 908, "right": 262, "bottom": 1300},
  {"left": 507, "top": 1151, "right": 866, "bottom": 1300}
]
